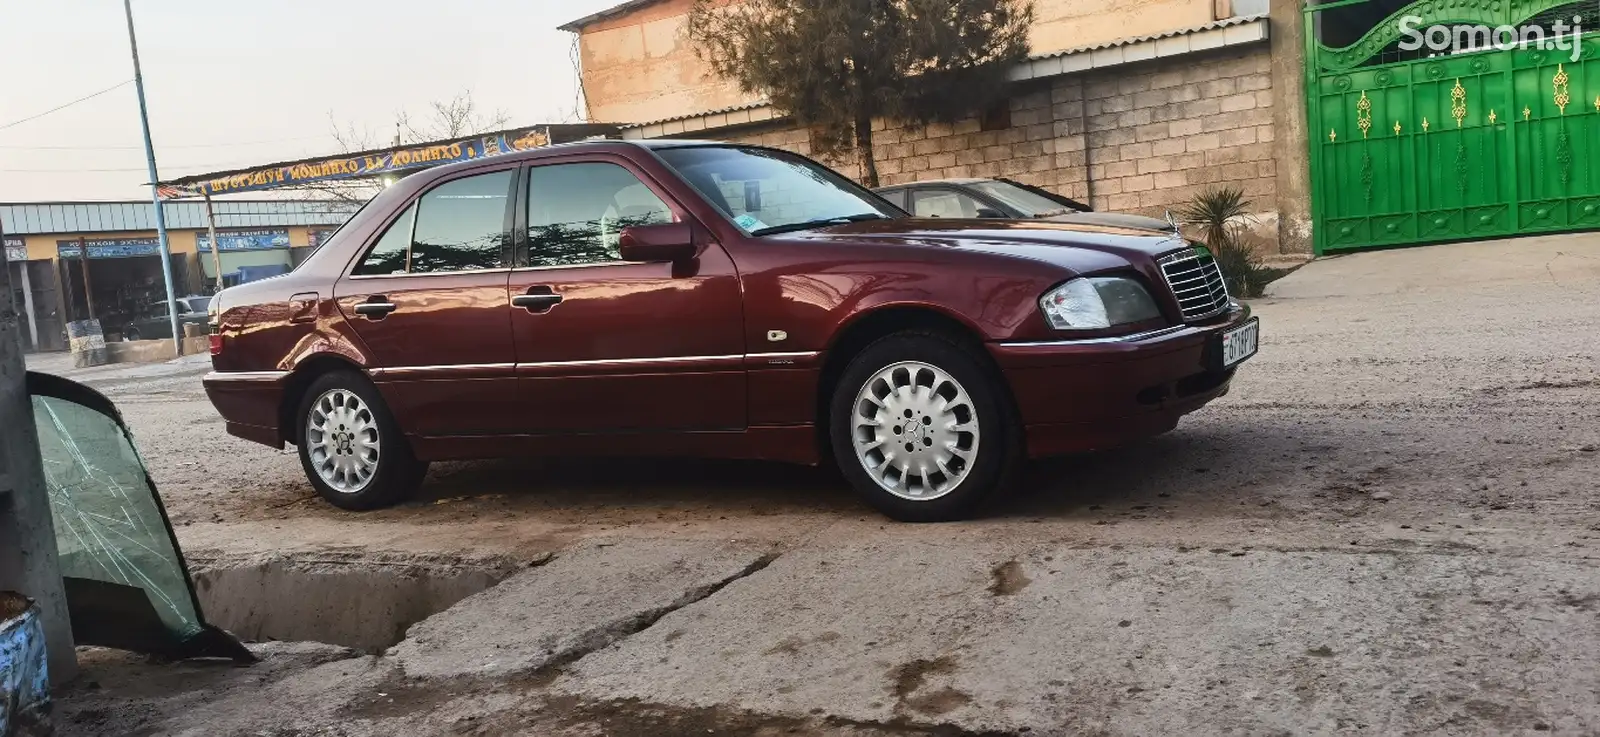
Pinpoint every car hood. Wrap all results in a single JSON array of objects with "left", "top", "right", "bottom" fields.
[
  {"left": 780, "top": 218, "right": 1191, "bottom": 273},
  {"left": 1042, "top": 211, "right": 1175, "bottom": 232}
]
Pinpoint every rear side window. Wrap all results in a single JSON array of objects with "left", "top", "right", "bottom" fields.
[
  {"left": 411, "top": 170, "right": 514, "bottom": 273},
  {"left": 353, "top": 204, "right": 415, "bottom": 276},
  {"left": 351, "top": 169, "right": 514, "bottom": 276}
]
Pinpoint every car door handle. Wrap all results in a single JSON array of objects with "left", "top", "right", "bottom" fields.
[
  {"left": 512, "top": 291, "right": 563, "bottom": 313},
  {"left": 354, "top": 297, "right": 397, "bottom": 320}
]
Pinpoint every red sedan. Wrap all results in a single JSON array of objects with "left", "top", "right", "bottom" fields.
[{"left": 204, "top": 141, "right": 1258, "bottom": 522}]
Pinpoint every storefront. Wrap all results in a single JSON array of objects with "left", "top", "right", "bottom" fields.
[
  {"left": 56, "top": 237, "right": 200, "bottom": 340},
  {"left": 4, "top": 235, "right": 64, "bottom": 352},
  {"left": 196, "top": 228, "right": 294, "bottom": 286},
  {"left": 0, "top": 200, "right": 360, "bottom": 351}
]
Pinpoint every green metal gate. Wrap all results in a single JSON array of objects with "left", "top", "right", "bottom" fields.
[{"left": 1306, "top": 0, "right": 1600, "bottom": 253}]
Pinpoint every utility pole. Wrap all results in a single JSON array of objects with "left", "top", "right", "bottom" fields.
[
  {"left": 122, "top": 0, "right": 182, "bottom": 354},
  {"left": 0, "top": 218, "right": 76, "bottom": 685},
  {"left": 202, "top": 194, "right": 225, "bottom": 294}
]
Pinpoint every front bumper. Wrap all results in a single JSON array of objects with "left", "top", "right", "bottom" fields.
[
  {"left": 203, "top": 371, "right": 290, "bottom": 448},
  {"left": 989, "top": 305, "right": 1254, "bottom": 458}
]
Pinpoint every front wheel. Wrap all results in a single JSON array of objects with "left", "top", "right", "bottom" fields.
[
  {"left": 295, "top": 371, "right": 427, "bottom": 511},
  {"left": 829, "top": 331, "right": 1018, "bottom": 522}
]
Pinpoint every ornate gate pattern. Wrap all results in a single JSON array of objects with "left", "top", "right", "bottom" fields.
[{"left": 1305, "top": 0, "right": 1600, "bottom": 253}]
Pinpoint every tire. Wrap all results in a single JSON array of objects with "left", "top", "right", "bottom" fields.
[
  {"left": 829, "top": 331, "right": 1019, "bottom": 522},
  {"left": 295, "top": 371, "right": 427, "bottom": 511},
  {"left": 123, "top": 329, "right": 140, "bottom": 342}
]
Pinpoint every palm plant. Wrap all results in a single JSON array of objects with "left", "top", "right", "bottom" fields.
[{"left": 1177, "top": 186, "right": 1267, "bottom": 297}]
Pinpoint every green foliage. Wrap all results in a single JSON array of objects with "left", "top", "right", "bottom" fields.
[
  {"left": 686, "top": 0, "right": 1033, "bottom": 186},
  {"left": 1177, "top": 186, "right": 1275, "bottom": 298}
]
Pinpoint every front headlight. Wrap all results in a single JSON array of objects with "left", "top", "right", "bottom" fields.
[{"left": 1039, "top": 277, "right": 1162, "bottom": 330}]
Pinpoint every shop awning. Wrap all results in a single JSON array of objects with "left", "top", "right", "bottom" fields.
[{"left": 156, "top": 123, "right": 620, "bottom": 199}]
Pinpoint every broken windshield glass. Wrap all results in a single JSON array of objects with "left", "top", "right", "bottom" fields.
[{"left": 27, "top": 371, "right": 249, "bottom": 661}]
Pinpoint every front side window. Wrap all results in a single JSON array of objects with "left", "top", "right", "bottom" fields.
[
  {"left": 654, "top": 145, "right": 896, "bottom": 236},
  {"left": 351, "top": 169, "right": 512, "bottom": 276},
  {"left": 525, "top": 162, "right": 674, "bottom": 268}
]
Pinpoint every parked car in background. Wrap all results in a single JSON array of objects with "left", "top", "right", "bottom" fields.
[
  {"left": 204, "top": 140, "right": 1257, "bottom": 522},
  {"left": 875, "top": 177, "right": 1175, "bottom": 231},
  {"left": 122, "top": 296, "right": 211, "bottom": 342}
]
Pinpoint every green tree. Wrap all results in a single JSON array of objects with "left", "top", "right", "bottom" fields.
[{"left": 687, "top": 0, "right": 1033, "bottom": 187}]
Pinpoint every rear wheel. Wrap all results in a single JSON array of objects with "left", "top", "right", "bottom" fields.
[
  {"left": 123, "top": 328, "right": 140, "bottom": 342},
  {"left": 295, "top": 371, "right": 426, "bottom": 510},
  {"left": 829, "top": 331, "right": 1018, "bottom": 522}
]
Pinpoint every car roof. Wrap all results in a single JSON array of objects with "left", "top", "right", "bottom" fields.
[{"left": 409, "top": 138, "right": 786, "bottom": 181}]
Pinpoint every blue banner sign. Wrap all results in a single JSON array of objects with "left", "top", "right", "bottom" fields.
[
  {"left": 57, "top": 238, "right": 162, "bottom": 259},
  {"left": 164, "top": 127, "right": 552, "bottom": 197},
  {"left": 197, "top": 228, "right": 290, "bottom": 252},
  {"left": 4, "top": 237, "right": 23, "bottom": 262}
]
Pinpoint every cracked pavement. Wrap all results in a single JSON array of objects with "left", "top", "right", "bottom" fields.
[{"left": 36, "top": 233, "right": 1600, "bottom": 735}]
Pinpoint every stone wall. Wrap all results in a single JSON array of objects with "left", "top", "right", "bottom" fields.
[{"left": 672, "top": 44, "right": 1283, "bottom": 249}]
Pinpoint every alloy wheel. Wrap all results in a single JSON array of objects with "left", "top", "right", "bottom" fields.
[
  {"left": 851, "top": 361, "right": 981, "bottom": 500},
  {"left": 305, "top": 388, "right": 380, "bottom": 493}
]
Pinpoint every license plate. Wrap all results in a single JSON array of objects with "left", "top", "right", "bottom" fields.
[{"left": 1219, "top": 318, "right": 1259, "bottom": 368}]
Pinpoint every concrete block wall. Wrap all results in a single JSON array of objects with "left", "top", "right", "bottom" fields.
[
  {"left": 871, "top": 44, "right": 1277, "bottom": 221},
  {"left": 675, "top": 44, "right": 1283, "bottom": 249}
]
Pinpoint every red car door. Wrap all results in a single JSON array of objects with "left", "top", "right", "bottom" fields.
[
  {"left": 507, "top": 156, "right": 746, "bottom": 434},
  {"left": 333, "top": 166, "right": 519, "bottom": 437}
]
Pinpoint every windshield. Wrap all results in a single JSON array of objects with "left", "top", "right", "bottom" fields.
[
  {"left": 654, "top": 146, "right": 899, "bottom": 235},
  {"left": 970, "top": 180, "right": 1080, "bottom": 217}
]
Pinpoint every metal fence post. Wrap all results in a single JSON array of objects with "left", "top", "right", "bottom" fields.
[{"left": 0, "top": 218, "right": 77, "bottom": 685}]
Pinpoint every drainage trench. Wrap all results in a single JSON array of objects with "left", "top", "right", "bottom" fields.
[{"left": 189, "top": 553, "right": 524, "bottom": 653}]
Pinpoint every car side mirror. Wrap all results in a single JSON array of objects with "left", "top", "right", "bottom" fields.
[
  {"left": 618, "top": 222, "right": 697, "bottom": 263},
  {"left": 975, "top": 207, "right": 1007, "bottom": 219}
]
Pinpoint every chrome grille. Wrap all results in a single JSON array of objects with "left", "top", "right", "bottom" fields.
[{"left": 1158, "top": 247, "right": 1229, "bottom": 322}]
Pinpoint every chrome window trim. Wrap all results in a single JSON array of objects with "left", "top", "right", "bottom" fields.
[
  {"left": 346, "top": 267, "right": 514, "bottom": 281},
  {"left": 509, "top": 260, "right": 630, "bottom": 273}
]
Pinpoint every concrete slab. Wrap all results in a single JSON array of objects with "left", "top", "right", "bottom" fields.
[
  {"left": 388, "top": 538, "right": 773, "bottom": 680},
  {"left": 560, "top": 542, "right": 1600, "bottom": 734},
  {"left": 1266, "top": 232, "right": 1600, "bottom": 299}
]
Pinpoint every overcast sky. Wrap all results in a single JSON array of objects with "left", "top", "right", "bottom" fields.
[{"left": 0, "top": 0, "right": 619, "bottom": 202}]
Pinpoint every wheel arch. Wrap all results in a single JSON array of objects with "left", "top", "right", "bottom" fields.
[
  {"left": 277, "top": 353, "right": 368, "bottom": 446},
  {"left": 814, "top": 305, "right": 1016, "bottom": 462}
]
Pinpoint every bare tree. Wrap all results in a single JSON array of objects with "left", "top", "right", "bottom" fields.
[
  {"left": 293, "top": 90, "right": 512, "bottom": 203},
  {"left": 398, "top": 91, "right": 512, "bottom": 142}
]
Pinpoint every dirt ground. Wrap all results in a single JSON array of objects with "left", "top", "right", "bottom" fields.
[{"left": 29, "top": 233, "right": 1600, "bottom": 736}]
